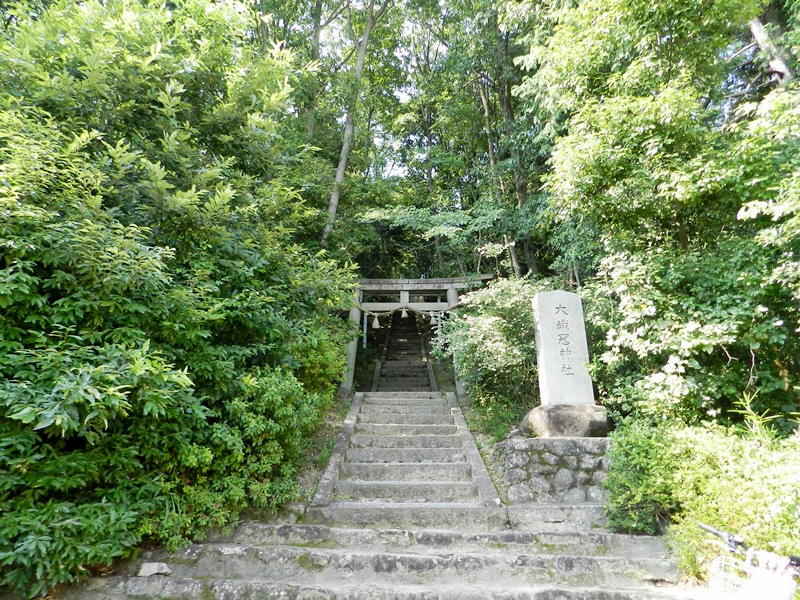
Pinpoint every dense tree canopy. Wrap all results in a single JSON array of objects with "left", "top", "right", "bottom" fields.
[{"left": 1, "top": 0, "right": 799, "bottom": 596}]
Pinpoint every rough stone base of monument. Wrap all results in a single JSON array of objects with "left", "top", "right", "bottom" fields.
[
  {"left": 493, "top": 436, "right": 611, "bottom": 504},
  {"left": 522, "top": 404, "right": 610, "bottom": 438}
]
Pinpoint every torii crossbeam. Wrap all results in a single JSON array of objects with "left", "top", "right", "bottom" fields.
[{"left": 341, "top": 275, "right": 493, "bottom": 392}]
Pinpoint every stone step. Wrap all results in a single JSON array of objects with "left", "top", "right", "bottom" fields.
[
  {"left": 306, "top": 502, "right": 607, "bottom": 533},
  {"left": 215, "top": 523, "right": 676, "bottom": 561},
  {"left": 306, "top": 502, "right": 508, "bottom": 531},
  {"left": 60, "top": 576, "right": 705, "bottom": 600},
  {"left": 344, "top": 447, "right": 467, "bottom": 463},
  {"left": 334, "top": 481, "right": 479, "bottom": 502},
  {"left": 368, "top": 384, "right": 439, "bottom": 396},
  {"left": 362, "top": 397, "right": 446, "bottom": 407},
  {"left": 508, "top": 504, "right": 608, "bottom": 532},
  {"left": 363, "top": 392, "right": 444, "bottom": 400},
  {"left": 379, "top": 368, "right": 428, "bottom": 374},
  {"left": 377, "top": 385, "right": 433, "bottom": 392},
  {"left": 354, "top": 423, "right": 457, "bottom": 436},
  {"left": 381, "top": 360, "right": 430, "bottom": 367},
  {"left": 376, "top": 384, "right": 434, "bottom": 392},
  {"left": 358, "top": 404, "right": 451, "bottom": 415},
  {"left": 113, "top": 543, "right": 679, "bottom": 590},
  {"left": 377, "top": 376, "right": 430, "bottom": 384},
  {"left": 340, "top": 462, "right": 473, "bottom": 482},
  {"left": 348, "top": 434, "right": 462, "bottom": 449},
  {"left": 357, "top": 413, "right": 454, "bottom": 425}
]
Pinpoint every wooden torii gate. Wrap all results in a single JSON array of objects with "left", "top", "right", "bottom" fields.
[{"left": 341, "top": 275, "right": 493, "bottom": 392}]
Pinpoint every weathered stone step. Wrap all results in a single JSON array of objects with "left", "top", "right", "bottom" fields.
[
  {"left": 362, "top": 397, "right": 446, "bottom": 407},
  {"left": 381, "top": 360, "right": 430, "bottom": 366},
  {"left": 377, "top": 385, "right": 433, "bottom": 392},
  {"left": 305, "top": 502, "right": 608, "bottom": 533},
  {"left": 377, "top": 379, "right": 430, "bottom": 386},
  {"left": 110, "top": 543, "right": 679, "bottom": 590},
  {"left": 358, "top": 404, "right": 451, "bottom": 415},
  {"left": 59, "top": 576, "right": 705, "bottom": 600},
  {"left": 215, "top": 523, "right": 672, "bottom": 560},
  {"left": 380, "top": 371, "right": 427, "bottom": 378},
  {"left": 354, "top": 423, "right": 457, "bottom": 436},
  {"left": 334, "top": 481, "right": 479, "bottom": 502},
  {"left": 306, "top": 502, "right": 508, "bottom": 531},
  {"left": 378, "top": 369, "right": 429, "bottom": 377},
  {"left": 508, "top": 504, "right": 607, "bottom": 532},
  {"left": 348, "top": 434, "right": 462, "bottom": 448},
  {"left": 344, "top": 446, "right": 467, "bottom": 463},
  {"left": 340, "top": 462, "right": 472, "bottom": 481},
  {"left": 363, "top": 392, "right": 444, "bottom": 400},
  {"left": 357, "top": 413, "right": 453, "bottom": 425}
]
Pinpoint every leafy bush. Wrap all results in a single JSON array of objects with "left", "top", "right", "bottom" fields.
[
  {"left": 433, "top": 278, "right": 554, "bottom": 435},
  {"left": 605, "top": 411, "right": 800, "bottom": 580},
  {"left": 0, "top": 1, "right": 353, "bottom": 597},
  {"left": 583, "top": 238, "right": 799, "bottom": 428}
]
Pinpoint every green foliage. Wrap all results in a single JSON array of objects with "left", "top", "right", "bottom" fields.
[
  {"left": 0, "top": 1, "right": 353, "bottom": 597},
  {"left": 604, "top": 420, "right": 684, "bottom": 535},
  {"left": 517, "top": 0, "right": 763, "bottom": 113},
  {"left": 605, "top": 410, "right": 800, "bottom": 580},
  {"left": 509, "top": 0, "right": 800, "bottom": 430},
  {"left": 583, "top": 238, "right": 798, "bottom": 426},
  {"left": 736, "top": 86, "right": 800, "bottom": 332},
  {"left": 433, "top": 278, "right": 549, "bottom": 419}
]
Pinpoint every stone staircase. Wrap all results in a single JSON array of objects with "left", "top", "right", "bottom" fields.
[
  {"left": 57, "top": 390, "right": 708, "bottom": 600},
  {"left": 374, "top": 312, "right": 435, "bottom": 393}
]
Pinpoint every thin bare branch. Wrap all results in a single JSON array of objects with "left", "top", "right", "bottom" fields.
[
  {"left": 728, "top": 41, "right": 757, "bottom": 62},
  {"left": 321, "top": 0, "right": 348, "bottom": 29}
]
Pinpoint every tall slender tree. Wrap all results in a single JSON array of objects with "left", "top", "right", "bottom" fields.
[{"left": 321, "top": 0, "right": 392, "bottom": 246}]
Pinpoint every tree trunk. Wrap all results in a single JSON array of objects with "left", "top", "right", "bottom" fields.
[
  {"left": 477, "top": 79, "right": 498, "bottom": 173},
  {"left": 306, "top": 0, "right": 347, "bottom": 139},
  {"left": 496, "top": 43, "right": 539, "bottom": 276},
  {"left": 306, "top": 0, "right": 323, "bottom": 138},
  {"left": 506, "top": 236, "right": 522, "bottom": 278},
  {"left": 434, "top": 235, "right": 446, "bottom": 276},
  {"left": 478, "top": 77, "right": 522, "bottom": 278},
  {"left": 321, "top": 104, "right": 357, "bottom": 246},
  {"left": 523, "top": 237, "right": 539, "bottom": 275},
  {"left": 423, "top": 106, "right": 447, "bottom": 277},
  {"left": 321, "top": 0, "right": 390, "bottom": 246},
  {"left": 749, "top": 16, "right": 794, "bottom": 84}
]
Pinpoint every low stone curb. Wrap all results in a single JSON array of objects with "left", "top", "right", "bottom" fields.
[{"left": 310, "top": 393, "right": 363, "bottom": 507}]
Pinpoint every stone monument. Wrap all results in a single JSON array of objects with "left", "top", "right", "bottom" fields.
[{"left": 522, "top": 290, "right": 609, "bottom": 437}]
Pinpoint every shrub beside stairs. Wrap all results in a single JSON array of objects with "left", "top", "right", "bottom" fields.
[{"left": 57, "top": 387, "right": 708, "bottom": 600}]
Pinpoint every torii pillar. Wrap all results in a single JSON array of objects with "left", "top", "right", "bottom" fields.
[{"left": 340, "top": 289, "right": 362, "bottom": 394}]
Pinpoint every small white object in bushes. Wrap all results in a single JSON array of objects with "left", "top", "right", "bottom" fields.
[{"left": 137, "top": 562, "right": 172, "bottom": 577}]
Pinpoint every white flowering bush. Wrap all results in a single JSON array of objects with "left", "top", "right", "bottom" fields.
[{"left": 433, "top": 278, "right": 555, "bottom": 434}]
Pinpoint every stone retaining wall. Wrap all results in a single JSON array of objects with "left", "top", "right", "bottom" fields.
[{"left": 493, "top": 436, "right": 611, "bottom": 504}]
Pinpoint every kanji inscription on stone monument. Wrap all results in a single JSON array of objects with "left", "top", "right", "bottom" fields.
[{"left": 532, "top": 291, "right": 594, "bottom": 405}]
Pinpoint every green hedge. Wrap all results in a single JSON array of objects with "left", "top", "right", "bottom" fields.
[
  {"left": 0, "top": 1, "right": 353, "bottom": 597},
  {"left": 605, "top": 412, "right": 800, "bottom": 579}
]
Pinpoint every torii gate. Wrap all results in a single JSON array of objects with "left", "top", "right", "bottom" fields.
[{"left": 341, "top": 275, "right": 493, "bottom": 392}]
